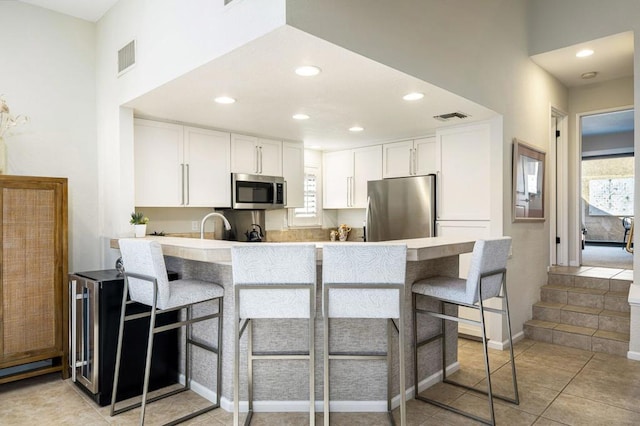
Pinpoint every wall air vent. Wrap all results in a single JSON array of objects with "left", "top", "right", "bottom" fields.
[
  {"left": 433, "top": 111, "right": 470, "bottom": 122},
  {"left": 117, "top": 40, "right": 136, "bottom": 76}
]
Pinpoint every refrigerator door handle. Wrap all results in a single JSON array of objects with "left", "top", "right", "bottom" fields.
[{"left": 365, "top": 196, "right": 371, "bottom": 240}]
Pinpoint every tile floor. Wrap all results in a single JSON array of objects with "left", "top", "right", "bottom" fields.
[{"left": 2, "top": 337, "right": 640, "bottom": 425}]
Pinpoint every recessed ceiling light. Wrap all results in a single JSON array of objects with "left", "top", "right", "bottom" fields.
[
  {"left": 576, "top": 49, "right": 594, "bottom": 58},
  {"left": 293, "top": 113, "right": 310, "bottom": 120},
  {"left": 214, "top": 96, "right": 236, "bottom": 104},
  {"left": 581, "top": 71, "right": 598, "bottom": 79},
  {"left": 349, "top": 126, "right": 364, "bottom": 132},
  {"left": 295, "top": 66, "right": 322, "bottom": 77},
  {"left": 403, "top": 92, "right": 424, "bottom": 101}
]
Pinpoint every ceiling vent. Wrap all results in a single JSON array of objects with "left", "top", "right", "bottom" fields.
[
  {"left": 433, "top": 111, "right": 470, "bottom": 122},
  {"left": 117, "top": 40, "right": 136, "bottom": 76}
]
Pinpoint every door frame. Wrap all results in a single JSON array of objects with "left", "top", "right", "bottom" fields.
[
  {"left": 550, "top": 106, "right": 569, "bottom": 266},
  {"left": 575, "top": 105, "right": 634, "bottom": 266}
]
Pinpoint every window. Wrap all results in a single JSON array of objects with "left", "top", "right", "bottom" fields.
[{"left": 289, "top": 165, "right": 322, "bottom": 227}]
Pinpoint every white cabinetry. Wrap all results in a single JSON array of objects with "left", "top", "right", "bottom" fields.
[
  {"left": 436, "top": 124, "right": 491, "bottom": 221},
  {"left": 382, "top": 136, "right": 436, "bottom": 178},
  {"left": 231, "top": 134, "right": 282, "bottom": 176},
  {"left": 323, "top": 145, "right": 382, "bottom": 209},
  {"left": 134, "top": 119, "right": 231, "bottom": 207},
  {"left": 282, "top": 141, "right": 304, "bottom": 208}
]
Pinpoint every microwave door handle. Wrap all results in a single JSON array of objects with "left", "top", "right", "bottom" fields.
[{"left": 283, "top": 181, "right": 287, "bottom": 207}]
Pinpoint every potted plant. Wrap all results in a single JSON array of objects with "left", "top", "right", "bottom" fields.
[{"left": 130, "top": 212, "right": 149, "bottom": 237}]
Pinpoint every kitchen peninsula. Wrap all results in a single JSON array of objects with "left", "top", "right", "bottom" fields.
[{"left": 109, "top": 236, "right": 475, "bottom": 412}]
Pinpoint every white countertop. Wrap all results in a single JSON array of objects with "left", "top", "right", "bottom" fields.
[{"left": 111, "top": 236, "right": 475, "bottom": 263}]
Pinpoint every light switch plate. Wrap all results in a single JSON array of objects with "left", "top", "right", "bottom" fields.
[{"left": 191, "top": 221, "right": 199, "bottom": 231}]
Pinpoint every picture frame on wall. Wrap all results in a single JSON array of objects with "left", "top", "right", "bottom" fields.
[{"left": 512, "top": 138, "right": 546, "bottom": 222}]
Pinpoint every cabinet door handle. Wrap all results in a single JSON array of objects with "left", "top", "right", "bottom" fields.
[
  {"left": 181, "top": 163, "right": 185, "bottom": 205},
  {"left": 409, "top": 148, "right": 414, "bottom": 175},
  {"left": 436, "top": 171, "right": 441, "bottom": 219},
  {"left": 413, "top": 148, "right": 417, "bottom": 175},
  {"left": 259, "top": 146, "right": 263, "bottom": 174},
  {"left": 255, "top": 147, "right": 259, "bottom": 173},
  {"left": 186, "top": 164, "right": 190, "bottom": 205},
  {"left": 346, "top": 177, "right": 350, "bottom": 207}
]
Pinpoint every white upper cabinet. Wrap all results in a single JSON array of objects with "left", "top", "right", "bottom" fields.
[
  {"left": 134, "top": 119, "right": 231, "bottom": 208},
  {"left": 323, "top": 145, "right": 382, "bottom": 209},
  {"left": 231, "top": 134, "right": 282, "bottom": 176},
  {"left": 183, "top": 126, "right": 231, "bottom": 207},
  {"left": 135, "top": 119, "right": 184, "bottom": 207},
  {"left": 414, "top": 137, "right": 437, "bottom": 175},
  {"left": 282, "top": 141, "right": 304, "bottom": 208},
  {"left": 436, "top": 123, "right": 491, "bottom": 221},
  {"left": 382, "top": 136, "right": 436, "bottom": 178}
]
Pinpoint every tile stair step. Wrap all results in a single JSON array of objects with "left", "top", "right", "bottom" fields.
[
  {"left": 524, "top": 319, "right": 629, "bottom": 356},
  {"left": 547, "top": 270, "right": 632, "bottom": 293},
  {"left": 532, "top": 301, "right": 631, "bottom": 333},
  {"left": 539, "top": 285, "right": 629, "bottom": 312}
]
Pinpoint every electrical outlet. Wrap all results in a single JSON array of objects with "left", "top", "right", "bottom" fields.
[{"left": 191, "top": 221, "right": 199, "bottom": 231}]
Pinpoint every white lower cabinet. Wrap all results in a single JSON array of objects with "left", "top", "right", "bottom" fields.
[
  {"left": 323, "top": 145, "right": 382, "bottom": 209},
  {"left": 134, "top": 119, "right": 231, "bottom": 207}
]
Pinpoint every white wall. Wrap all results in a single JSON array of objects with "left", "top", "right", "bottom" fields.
[
  {"left": 95, "top": 0, "right": 287, "bottom": 266},
  {"left": 286, "top": 0, "right": 568, "bottom": 338},
  {"left": 529, "top": 0, "right": 640, "bottom": 297},
  {"left": 0, "top": 2, "right": 99, "bottom": 272}
]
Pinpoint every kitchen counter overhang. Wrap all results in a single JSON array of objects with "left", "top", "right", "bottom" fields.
[{"left": 109, "top": 235, "right": 475, "bottom": 263}]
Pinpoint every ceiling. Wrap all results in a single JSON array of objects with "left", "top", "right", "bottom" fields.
[
  {"left": 20, "top": 0, "right": 118, "bottom": 22},
  {"left": 20, "top": 1, "right": 635, "bottom": 148},
  {"left": 125, "top": 27, "right": 496, "bottom": 151},
  {"left": 531, "top": 31, "right": 634, "bottom": 89}
]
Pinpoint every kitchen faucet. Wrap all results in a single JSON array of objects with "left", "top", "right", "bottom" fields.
[{"left": 200, "top": 212, "right": 232, "bottom": 239}]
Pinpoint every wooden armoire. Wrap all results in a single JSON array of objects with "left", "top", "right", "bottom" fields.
[{"left": 0, "top": 175, "right": 68, "bottom": 383}]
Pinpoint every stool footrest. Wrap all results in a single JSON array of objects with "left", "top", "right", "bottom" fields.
[
  {"left": 251, "top": 351, "right": 311, "bottom": 360},
  {"left": 187, "top": 337, "right": 218, "bottom": 354},
  {"left": 328, "top": 351, "right": 387, "bottom": 360},
  {"left": 443, "top": 377, "right": 519, "bottom": 404},
  {"left": 111, "top": 385, "right": 188, "bottom": 416},
  {"left": 416, "top": 394, "right": 493, "bottom": 425}
]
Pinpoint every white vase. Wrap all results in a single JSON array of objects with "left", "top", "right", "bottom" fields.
[{"left": 134, "top": 224, "right": 147, "bottom": 238}]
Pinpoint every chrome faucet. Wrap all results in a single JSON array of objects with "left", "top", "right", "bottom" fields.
[{"left": 200, "top": 212, "right": 232, "bottom": 239}]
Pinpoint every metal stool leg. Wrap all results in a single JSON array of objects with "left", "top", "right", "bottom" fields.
[
  {"left": 140, "top": 304, "right": 158, "bottom": 425},
  {"left": 110, "top": 278, "right": 129, "bottom": 417},
  {"left": 323, "top": 301, "right": 330, "bottom": 426},
  {"left": 397, "top": 297, "right": 407, "bottom": 426}
]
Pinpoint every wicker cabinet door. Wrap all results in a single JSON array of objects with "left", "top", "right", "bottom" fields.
[{"left": 0, "top": 176, "right": 68, "bottom": 381}]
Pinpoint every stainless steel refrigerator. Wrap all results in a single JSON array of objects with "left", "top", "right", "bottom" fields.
[{"left": 365, "top": 174, "right": 436, "bottom": 241}]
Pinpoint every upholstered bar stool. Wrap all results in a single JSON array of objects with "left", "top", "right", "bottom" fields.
[
  {"left": 112, "top": 239, "right": 224, "bottom": 425},
  {"left": 322, "top": 243, "right": 407, "bottom": 426},
  {"left": 412, "top": 237, "right": 518, "bottom": 426},
  {"left": 231, "top": 244, "right": 317, "bottom": 426}
]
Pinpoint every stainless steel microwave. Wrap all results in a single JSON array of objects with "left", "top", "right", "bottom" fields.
[{"left": 232, "top": 173, "right": 286, "bottom": 209}]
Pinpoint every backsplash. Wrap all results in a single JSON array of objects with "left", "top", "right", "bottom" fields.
[
  {"left": 166, "top": 228, "right": 365, "bottom": 242},
  {"left": 266, "top": 227, "right": 364, "bottom": 242}
]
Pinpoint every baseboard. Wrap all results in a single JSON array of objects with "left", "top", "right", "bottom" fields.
[
  {"left": 486, "top": 330, "right": 525, "bottom": 350},
  {"left": 627, "top": 350, "right": 640, "bottom": 361},
  {"left": 183, "top": 362, "right": 462, "bottom": 413}
]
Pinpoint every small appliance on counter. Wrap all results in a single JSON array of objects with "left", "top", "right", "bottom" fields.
[
  {"left": 223, "top": 209, "right": 266, "bottom": 242},
  {"left": 68, "top": 269, "right": 179, "bottom": 406}
]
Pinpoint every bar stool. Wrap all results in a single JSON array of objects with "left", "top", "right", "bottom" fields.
[
  {"left": 231, "top": 243, "right": 317, "bottom": 426},
  {"left": 112, "top": 239, "right": 224, "bottom": 425},
  {"left": 412, "top": 237, "right": 518, "bottom": 426},
  {"left": 322, "top": 243, "right": 407, "bottom": 426}
]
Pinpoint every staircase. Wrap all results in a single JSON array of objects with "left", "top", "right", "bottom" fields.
[{"left": 524, "top": 266, "right": 631, "bottom": 356}]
